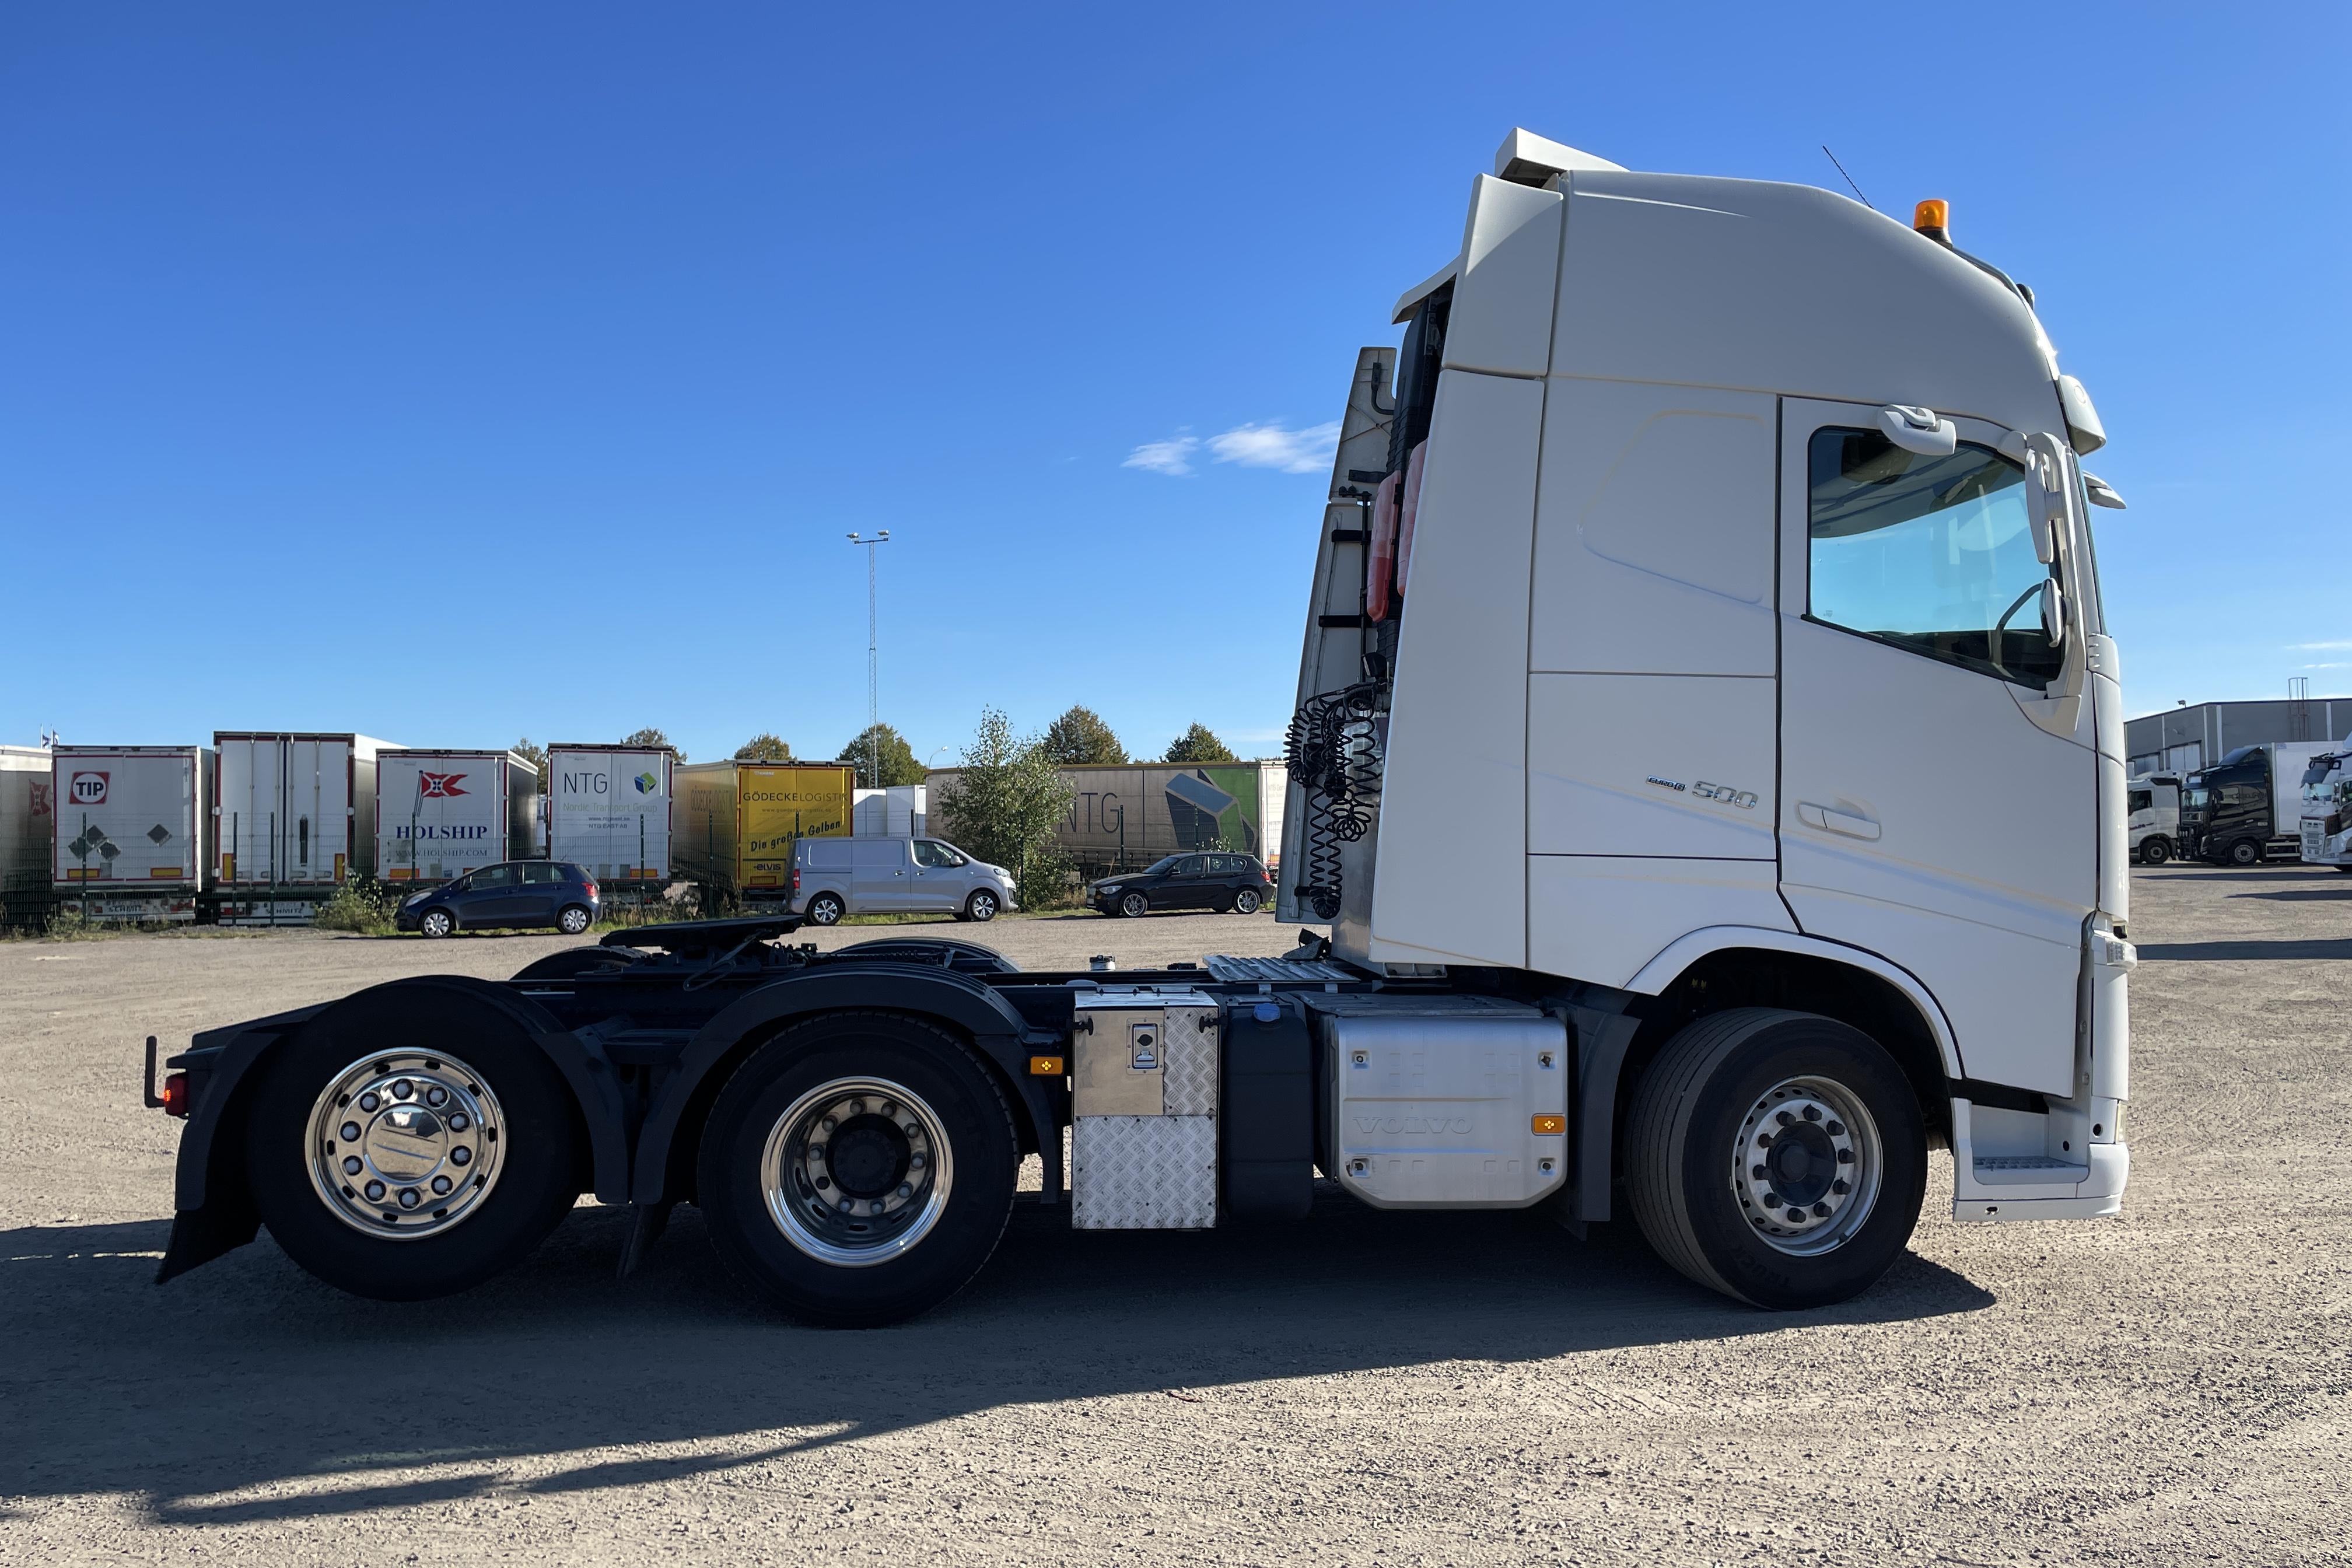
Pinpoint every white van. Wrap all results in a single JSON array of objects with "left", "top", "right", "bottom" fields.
[{"left": 791, "top": 836, "right": 1017, "bottom": 925}]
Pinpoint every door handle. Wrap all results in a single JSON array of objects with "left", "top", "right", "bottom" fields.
[{"left": 1796, "top": 802, "right": 1881, "bottom": 841}]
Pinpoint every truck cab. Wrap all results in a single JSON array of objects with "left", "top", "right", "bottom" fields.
[
  {"left": 2129, "top": 775, "right": 2181, "bottom": 865},
  {"left": 2299, "top": 748, "right": 2352, "bottom": 870}
]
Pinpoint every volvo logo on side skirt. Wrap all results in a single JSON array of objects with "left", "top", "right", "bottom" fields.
[{"left": 1354, "top": 1115, "right": 1474, "bottom": 1136}]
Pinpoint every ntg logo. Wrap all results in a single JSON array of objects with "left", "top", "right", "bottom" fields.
[{"left": 633, "top": 772, "right": 659, "bottom": 795}]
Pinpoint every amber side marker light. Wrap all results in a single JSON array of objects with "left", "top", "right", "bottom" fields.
[
  {"left": 1531, "top": 1114, "right": 1566, "bottom": 1136},
  {"left": 161, "top": 1073, "right": 191, "bottom": 1118},
  {"left": 1028, "top": 1055, "right": 1066, "bottom": 1076}
]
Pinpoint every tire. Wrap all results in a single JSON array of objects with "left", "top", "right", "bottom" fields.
[
  {"left": 1118, "top": 891, "right": 1150, "bottom": 918},
  {"left": 1232, "top": 887, "right": 1262, "bottom": 915},
  {"left": 2229, "top": 838, "right": 2264, "bottom": 867},
  {"left": 2138, "top": 837, "right": 2171, "bottom": 866},
  {"left": 243, "top": 988, "right": 582, "bottom": 1301},
  {"left": 697, "top": 1013, "right": 1018, "bottom": 1326},
  {"left": 1625, "top": 1007, "right": 1927, "bottom": 1310},
  {"left": 806, "top": 891, "right": 845, "bottom": 926},
  {"left": 556, "top": 904, "right": 592, "bottom": 936},
  {"left": 964, "top": 889, "right": 999, "bottom": 923},
  {"left": 419, "top": 908, "right": 454, "bottom": 939}
]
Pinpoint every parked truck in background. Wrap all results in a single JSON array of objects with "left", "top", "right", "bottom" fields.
[
  {"left": 673, "top": 761, "right": 854, "bottom": 906},
  {"left": 547, "top": 744, "right": 676, "bottom": 900},
  {"left": 930, "top": 761, "right": 1286, "bottom": 880},
  {"left": 2297, "top": 746, "right": 2352, "bottom": 871},
  {"left": 375, "top": 750, "right": 539, "bottom": 886},
  {"left": 2176, "top": 741, "right": 2332, "bottom": 865},
  {"left": 51, "top": 744, "right": 209, "bottom": 922},
  {"left": 212, "top": 733, "right": 397, "bottom": 922},
  {"left": 0, "top": 745, "right": 57, "bottom": 926},
  {"left": 147, "top": 129, "right": 2134, "bottom": 1328},
  {"left": 2128, "top": 774, "right": 2181, "bottom": 865}
]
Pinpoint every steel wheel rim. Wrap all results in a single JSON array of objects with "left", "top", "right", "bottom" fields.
[
  {"left": 305, "top": 1051, "right": 506, "bottom": 1240},
  {"left": 1730, "top": 1074, "right": 1882, "bottom": 1256},
  {"left": 759, "top": 1076, "right": 954, "bottom": 1268}
]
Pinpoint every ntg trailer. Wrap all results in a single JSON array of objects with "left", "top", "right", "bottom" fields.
[
  {"left": 146, "top": 129, "right": 2134, "bottom": 1326},
  {"left": 547, "top": 743, "right": 675, "bottom": 900}
]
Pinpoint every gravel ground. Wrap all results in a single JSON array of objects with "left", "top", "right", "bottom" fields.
[{"left": 1, "top": 877, "right": 2346, "bottom": 1565}]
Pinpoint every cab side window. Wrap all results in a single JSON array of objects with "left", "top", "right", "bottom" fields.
[{"left": 1807, "top": 428, "right": 2060, "bottom": 688}]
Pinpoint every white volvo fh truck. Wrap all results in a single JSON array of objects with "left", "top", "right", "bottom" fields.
[{"left": 148, "top": 131, "right": 2131, "bottom": 1323}]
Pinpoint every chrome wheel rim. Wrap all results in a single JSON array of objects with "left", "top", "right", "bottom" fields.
[
  {"left": 1234, "top": 890, "right": 1259, "bottom": 914},
  {"left": 306, "top": 1051, "right": 506, "bottom": 1240},
  {"left": 1120, "top": 892, "right": 1147, "bottom": 917},
  {"left": 759, "top": 1077, "right": 953, "bottom": 1268},
  {"left": 1730, "top": 1075, "right": 1881, "bottom": 1256}
]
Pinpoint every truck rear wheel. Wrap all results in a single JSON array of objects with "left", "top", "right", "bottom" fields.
[
  {"left": 698, "top": 1013, "right": 1017, "bottom": 1326},
  {"left": 244, "top": 992, "right": 582, "bottom": 1300},
  {"left": 1625, "top": 1008, "right": 1926, "bottom": 1310}
]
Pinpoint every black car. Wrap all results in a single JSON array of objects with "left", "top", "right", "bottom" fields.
[
  {"left": 1089, "top": 852, "right": 1272, "bottom": 917},
  {"left": 395, "top": 860, "right": 602, "bottom": 937}
]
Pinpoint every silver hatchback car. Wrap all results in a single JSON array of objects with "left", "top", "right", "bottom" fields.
[{"left": 790, "top": 836, "right": 1019, "bottom": 925}]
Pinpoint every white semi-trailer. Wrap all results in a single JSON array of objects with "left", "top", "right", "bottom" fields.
[
  {"left": 150, "top": 130, "right": 2132, "bottom": 1324},
  {"left": 374, "top": 749, "right": 540, "bottom": 886},
  {"left": 212, "top": 732, "right": 398, "bottom": 922},
  {"left": 51, "top": 744, "right": 209, "bottom": 923},
  {"left": 546, "top": 743, "right": 676, "bottom": 894},
  {"left": 0, "top": 745, "right": 57, "bottom": 925}
]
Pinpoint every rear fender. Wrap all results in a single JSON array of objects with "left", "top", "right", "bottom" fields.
[
  {"left": 158, "top": 977, "right": 630, "bottom": 1283},
  {"left": 631, "top": 965, "right": 1058, "bottom": 1206}
]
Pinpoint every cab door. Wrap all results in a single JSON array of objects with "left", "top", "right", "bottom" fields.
[{"left": 1776, "top": 398, "right": 2096, "bottom": 1096}]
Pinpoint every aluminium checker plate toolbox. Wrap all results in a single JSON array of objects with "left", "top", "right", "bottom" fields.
[{"left": 1070, "top": 988, "right": 1219, "bottom": 1230}]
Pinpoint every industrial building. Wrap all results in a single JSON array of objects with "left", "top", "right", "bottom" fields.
[{"left": 2126, "top": 698, "right": 2352, "bottom": 777}]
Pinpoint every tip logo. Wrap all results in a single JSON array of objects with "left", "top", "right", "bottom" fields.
[
  {"left": 69, "top": 771, "right": 109, "bottom": 806},
  {"left": 633, "top": 772, "right": 659, "bottom": 795},
  {"left": 418, "top": 772, "right": 468, "bottom": 799}
]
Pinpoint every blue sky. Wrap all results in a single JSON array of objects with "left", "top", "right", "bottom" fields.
[{"left": 4, "top": 4, "right": 2345, "bottom": 764}]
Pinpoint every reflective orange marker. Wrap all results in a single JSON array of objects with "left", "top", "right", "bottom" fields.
[
  {"left": 1029, "top": 1055, "right": 1066, "bottom": 1076},
  {"left": 1531, "top": 1114, "right": 1566, "bottom": 1136}
]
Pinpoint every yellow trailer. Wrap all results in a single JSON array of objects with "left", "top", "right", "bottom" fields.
[{"left": 673, "top": 762, "right": 853, "bottom": 902}]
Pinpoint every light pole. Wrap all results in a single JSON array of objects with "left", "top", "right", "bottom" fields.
[{"left": 846, "top": 531, "right": 891, "bottom": 789}]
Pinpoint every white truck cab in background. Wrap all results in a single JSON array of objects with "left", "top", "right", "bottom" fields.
[
  {"left": 2129, "top": 775, "right": 2181, "bottom": 865},
  {"left": 2298, "top": 747, "right": 2352, "bottom": 870},
  {"left": 1282, "top": 128, "right": 2132, "bottom": 1298}
]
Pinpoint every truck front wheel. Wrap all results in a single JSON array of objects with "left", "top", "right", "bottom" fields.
[
  {"left": 243, "top": 992, "right": 582, "bottom": 1300},
  {"left": 698, "top": 1013, "right": 1017, "bottom": 1326},
  {"left": 2138, "top": 836, "right": 2171, "bottom": 866},
  {"left": 2229, "top": 838, "right": 2264, "bottom": 867},
  {"left": 1625, "top": 1008, "right": 1926, "bottom": 1310}
]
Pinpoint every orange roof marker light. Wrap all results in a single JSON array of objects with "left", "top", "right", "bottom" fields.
[{"left": 1913, "top": 198, "right": 1952, "bottom": 246}]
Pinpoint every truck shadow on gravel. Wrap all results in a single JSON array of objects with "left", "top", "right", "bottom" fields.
[{"left": 0, "top": 1192, "right": 1992, "bottom": 1527}]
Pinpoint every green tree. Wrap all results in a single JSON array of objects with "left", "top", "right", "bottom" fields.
[
  {"left": 734, "top": 732, "right": 794, "bottom": 762},
  {"left": 1163, "top": 723, "right": 1238, "bottom": 764},
  {"left": 621, "top": 727, "right": 685, "bottom": 762},
  {"left": 511, "top": 737, "right": 548, "bottom": 792},
  {"left": 838, "top": 723, "right": 925, "bottom": 788},
  {"left": 935, "top": 708, "right": 1075, "bottom": 889},
  {"left": 1041, "top": 705, "right": 1127, "bottom": 765}
]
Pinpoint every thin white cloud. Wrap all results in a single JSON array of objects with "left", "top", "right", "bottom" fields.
[
  {"left": 2301, "top": 662, "right": 2352, "bottom": 670},
  {"left": 1206, "top": 419, "right": 1342, "bottom": 475},
  {"left": 2294, "top": 640, "right": 2352, "bottom": 652},
  {"left": 1122, "top": 434, "right": 1200, "bottom": 475},
  {"left": 1125, "top": 418, "right": 1341, "bottom": 478}
]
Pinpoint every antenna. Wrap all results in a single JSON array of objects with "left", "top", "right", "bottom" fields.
[{"left": 1821, "top": 145, "right": 1874, "bottom": 211}]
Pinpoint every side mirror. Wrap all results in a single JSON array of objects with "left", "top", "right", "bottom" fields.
[
  {"left": 2082, "top": 473, "right": 2127, "bottom": 510},
  {"left": 2041, "top": 579, "right": 2067, "bottom": 649}
]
